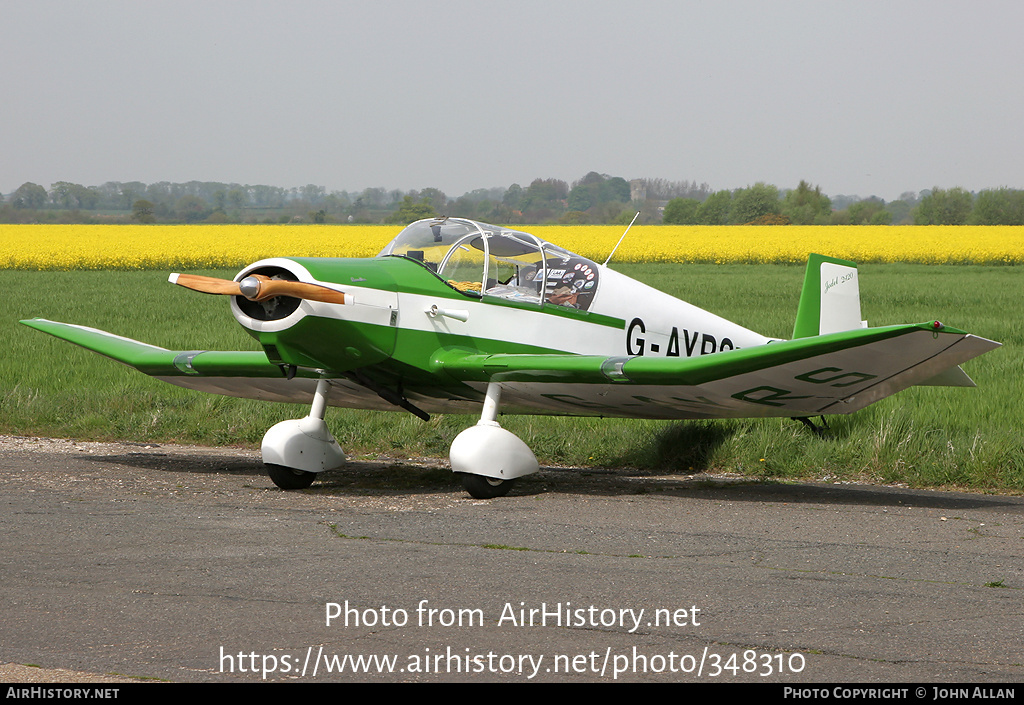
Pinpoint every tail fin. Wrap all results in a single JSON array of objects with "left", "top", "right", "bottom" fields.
[{"left": 792, "top": 254, "right": 865, "bottom": 338}]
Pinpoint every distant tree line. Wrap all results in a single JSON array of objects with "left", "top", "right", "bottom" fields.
[
  {"left": 2, "top": 175, "right": 1022, "bottom": 226},
  {"left": 661, "top": 182, "right": 1024, "bottom": 226}
]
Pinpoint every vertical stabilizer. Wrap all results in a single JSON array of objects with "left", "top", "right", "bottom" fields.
[{"left": 792, "top": 254, "right": 865, "bottom": 338}]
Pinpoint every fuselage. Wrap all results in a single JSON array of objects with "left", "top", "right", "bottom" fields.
[{"left": 221, "top": 218, "right": 771, "bottom": 414}]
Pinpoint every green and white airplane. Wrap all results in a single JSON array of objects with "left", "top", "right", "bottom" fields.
[{"left": 22, "top": 217, "right": 1000, "bottom": 498}]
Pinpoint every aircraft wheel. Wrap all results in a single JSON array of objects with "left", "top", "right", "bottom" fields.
[
  {"left": 459, "top": 473, "right": 516, "bottom": 499},
  {"left": 266, "top": 463, "right": 317, "bottom": 490}
]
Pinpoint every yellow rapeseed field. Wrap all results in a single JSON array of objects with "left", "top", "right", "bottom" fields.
[
  {"left": 1, "top": 224, "right": 1022, "bottom": 270},
  {"left": 534, "top": 225, "right": 1024, "bottom": 265},
  {"left": 0, "top": 224, "right": 397, "bottom": 270}
]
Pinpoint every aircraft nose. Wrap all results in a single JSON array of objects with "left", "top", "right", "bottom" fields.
[{"left": 238, "top": 276, "right": 261, "bottom": 299}]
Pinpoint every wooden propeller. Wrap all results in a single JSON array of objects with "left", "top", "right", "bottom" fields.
[{"left": 169, "top": 273, "right": 346, "bottom": 304}]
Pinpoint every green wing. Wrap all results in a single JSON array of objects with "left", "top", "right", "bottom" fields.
[
  {"left": 22, "top": 318, "right": 999, "bottom": 421},
  {"left": 19, "top": 318, "right": 394, "bottom": 409},
  {"left": 434, "top": 323, "right": 1000, "bottom": 419},
  {"left": 22, "top": 318, "right": 287, "bottom": 378}
]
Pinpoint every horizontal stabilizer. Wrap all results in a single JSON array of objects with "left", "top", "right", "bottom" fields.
[{"left": 917, "top": 365, "right": 975, "bottom": 387}]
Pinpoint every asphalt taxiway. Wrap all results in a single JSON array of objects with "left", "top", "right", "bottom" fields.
[{"left": 1, "top": 435, "right": 1022, "bottom": 682}]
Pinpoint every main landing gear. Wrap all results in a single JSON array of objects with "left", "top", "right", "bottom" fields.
[
  {"left": 262, "top": 377, "right": 345, "bottom": 490},
  {"left": 449, "top": 382, "right": 538, "bottom": 499},
  {"left": 261, "top": 378, "right": 538, "bottom": 499}
]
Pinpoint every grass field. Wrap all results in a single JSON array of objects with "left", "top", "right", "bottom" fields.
[{"left": 4, "top": 262, "right": 1020, "bottom": 491}]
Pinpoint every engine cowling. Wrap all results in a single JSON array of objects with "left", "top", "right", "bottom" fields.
[{"left": 228, "top": 257, "right": 398, "bottom": 374}]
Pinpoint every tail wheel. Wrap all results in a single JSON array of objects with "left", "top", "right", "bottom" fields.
[
  {"left": 266, "top": 463, "right": 317, "bottom": 490},
  {"left": 459, "top": 473, "right": 516, "bottom": 499}
]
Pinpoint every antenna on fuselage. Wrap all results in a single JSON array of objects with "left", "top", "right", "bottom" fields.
[{"left": 602, "top": 211, "right": 640, "bottom": 267}]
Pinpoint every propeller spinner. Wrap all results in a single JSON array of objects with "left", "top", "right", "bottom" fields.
[{"left": 169, "top": 273, "right": 346, "bottom": 304}]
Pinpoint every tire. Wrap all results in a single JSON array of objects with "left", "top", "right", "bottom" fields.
[
  {"left": 266, "top": 463, "right": 317, "bottom": 490},
  {"left": 459, "top": 473, "right": 516, "bottom": 499}
]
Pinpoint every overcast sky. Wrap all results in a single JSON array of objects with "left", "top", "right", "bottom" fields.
[{"left": 3, "top": 0, "right": 1022, "bottom": 201}]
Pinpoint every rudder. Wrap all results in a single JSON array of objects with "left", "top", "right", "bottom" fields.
[{"left": 792, "top": 254, "right": 865, "bottom": 338}]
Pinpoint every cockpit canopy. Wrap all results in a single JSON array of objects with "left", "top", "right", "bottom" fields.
[{"left": 378, "top": 218, "right": 600, "bottom": 310}]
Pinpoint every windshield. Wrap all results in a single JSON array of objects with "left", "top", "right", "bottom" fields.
[{"left": 378, "top": 218, "right": 599, "bottom": 310}]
